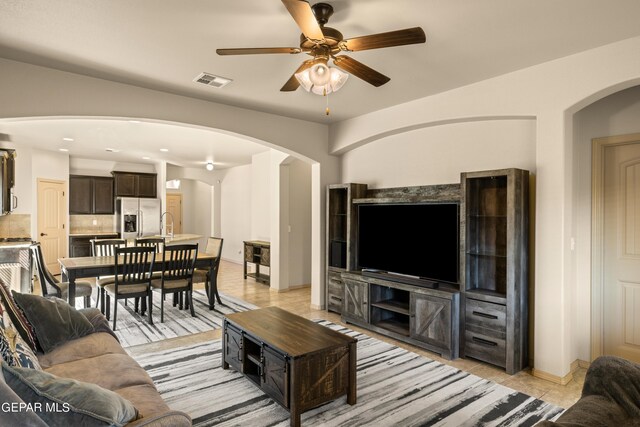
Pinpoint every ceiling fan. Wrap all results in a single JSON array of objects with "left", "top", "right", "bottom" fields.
[{"left": 216, "top": 0, "right": 426, "bottom": 93}]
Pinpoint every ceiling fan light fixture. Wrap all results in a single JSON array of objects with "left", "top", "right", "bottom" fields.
[
  {"left": 295, "top": 66, "right": 348, "bottom": 95},
  {"left": 309, "top": 62, "right": 331, "bottom": 86}
]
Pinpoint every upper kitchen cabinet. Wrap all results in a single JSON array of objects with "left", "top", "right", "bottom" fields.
[
  {"left": 112, "top": 172, "right": 157, "bottom": 198},
  {"left": 69, "top": 175, "right": 114, "bottom": 215}
]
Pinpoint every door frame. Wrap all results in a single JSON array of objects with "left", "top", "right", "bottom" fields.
[{"left": 591, "top": 132, "right": 640, "bottom": 360}]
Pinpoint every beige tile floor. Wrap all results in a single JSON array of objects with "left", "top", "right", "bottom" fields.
[{"left": 125, "top": 260, "right": 584, "bottom": 410}]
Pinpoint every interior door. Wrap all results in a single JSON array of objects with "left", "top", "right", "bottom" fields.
[
  {"left": 603, "top": 142, "right": 640, "bottom": 362},
  {"left": 166, "top": 193, "right": 183, "bottom": 234},
  {"left": 37, "top": 179, "right": 67, "bottom": 275}
]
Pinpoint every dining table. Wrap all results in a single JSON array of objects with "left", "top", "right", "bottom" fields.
[{"left": 58, "top": 252, "right": 222, "bottom": 309}]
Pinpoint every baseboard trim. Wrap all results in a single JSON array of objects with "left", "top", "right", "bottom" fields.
[
  {"left": 532, "top": 359, "right": 590, "bottom": 385},
  {"left": 310, "top": 303, "right": 323, "bottom": 310},
  {"left": 275, "top": 283, "right": 311, "bottom": 293},
  {"left": 531, "top": 368, "right": 573, "bottom": 385}
]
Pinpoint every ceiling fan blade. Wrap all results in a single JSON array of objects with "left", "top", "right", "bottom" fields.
[
  {"left": 280, "top": 60, "right": 316, "bottom": 91},
  {"left": 333, "top": 56, "right": 390, "bottom": 87},
  {"left": 281, "top": 0, "right": 325, "bottom": 43},
  {"left": 342, "top": 27, "right": 426, "bottom": 52},
  {"left": 216, "top": 47, "right": 302, "bottom": 55}
]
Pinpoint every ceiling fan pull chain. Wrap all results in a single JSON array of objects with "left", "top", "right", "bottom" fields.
[{"left": 325, "top": 88, "right": 330, "bottom": 116}]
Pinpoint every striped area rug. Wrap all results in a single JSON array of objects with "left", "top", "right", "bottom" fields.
[
  {"left": 133, "top": 320, "right": 564, "bottom": 426},
  {"left": 86, "top": 291, "right": 256, "bottom": 348}
]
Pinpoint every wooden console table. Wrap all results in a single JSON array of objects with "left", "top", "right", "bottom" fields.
[
  {"left": 223, "top": 307, "right": 357, "bottom": 427},
  {"left": 243, "top": 240, "right": 270, "bottom": 284}
]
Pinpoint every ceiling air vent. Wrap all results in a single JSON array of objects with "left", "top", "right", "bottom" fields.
[{"left": 193, "top": 72, "right": 232, "bottom": 89}]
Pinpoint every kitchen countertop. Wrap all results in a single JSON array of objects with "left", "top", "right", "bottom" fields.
[
  {"left": 69, "top": 231, "right": 119, "bottom": 237},
  {"left": 147, "top": 234, "right": 203, "bottom": 244}
]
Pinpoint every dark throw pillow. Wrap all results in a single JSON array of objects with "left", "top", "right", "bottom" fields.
[
  {"left": 0, "top": 281, "right": 39, "bottom": 351},
  {"left": 1, "top": 362, "right": 139, "bottom": 427},
  {"left": 12, "top": 292, "right": 94, "bottom": 353}
]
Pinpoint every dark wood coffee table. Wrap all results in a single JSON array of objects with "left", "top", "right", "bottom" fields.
[{"left": 222, "top": 306, "right": 357, "bottom": 427}]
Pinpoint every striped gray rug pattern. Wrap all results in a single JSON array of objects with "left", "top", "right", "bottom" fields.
[
  {"left": 133, "top": 320, "right": 564, "bottom": 426},
  {"left": 85, "top": 291, "right": 256, "bottom": 348}
]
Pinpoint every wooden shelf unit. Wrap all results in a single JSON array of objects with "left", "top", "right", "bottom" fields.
[
  {"left": 243, "top": 240, "right": 270, "bottom": 285},
  {"left": 461, "top": 168, "right": 529, "bottom": 374},
  {"left": 342, "top": 272, "right": 459, "bottom": 359},
  {"left": 325, "top": 183, "right": 367, "bottom": 314}
]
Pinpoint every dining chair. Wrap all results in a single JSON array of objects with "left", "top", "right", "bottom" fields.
[
  {"left": 104, "top": 246, "right": 155, "bottom": 331},
  {"left": 31, "top": 242, "right": 92, "bottom": 307},
  {"left": 192, "top": 237, "right": 224, "bottom": 306},
  {"left": 91, "top": 238, "right": 127, "bottom": 313},
  {"left": 151, "top": 244, "right": 198, "bottom": 322}
]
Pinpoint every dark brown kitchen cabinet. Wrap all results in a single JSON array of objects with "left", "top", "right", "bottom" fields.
[
  {"left": 112, "top": 172, "right": 157, "bottom": 198},
  {"left": 69, "top": 175, "right": 114, "bottom": 214},
  {"left": 69, "top": 234, "right": 119, "bottom": 257}
]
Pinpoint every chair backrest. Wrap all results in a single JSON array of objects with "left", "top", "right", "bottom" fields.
[
  {"left": 30, "top": 243, "right": 61, "bottom": 298},
  {"left": 114, "top": 246, "right": 156, "bottom": 289},
  {"left": 91, "top": 238, "right": 127, "bottom": 256},
  {"left": 161, "top": 244, "right": 198, "bottom": 281},
  {"left": 135, "top": 237, "right": 165, "bottom": 253},
  {"left": 205, "top": 237, "right": 224, "bottom": 270}
]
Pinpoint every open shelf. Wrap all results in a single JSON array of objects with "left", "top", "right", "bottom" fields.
[
  {"left": 370, "top": 299, "right": 410, "bottom": 315},
  {"left": 372, "top": 318, "right": 410, "bottom": 337}
]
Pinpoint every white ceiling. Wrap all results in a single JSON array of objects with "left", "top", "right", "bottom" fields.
[
  {"left": 0, "top": 118, "right": 269, "bottom": 169},
  {"left": 1, "top": 0, "right": 640, "bottom": 165}
]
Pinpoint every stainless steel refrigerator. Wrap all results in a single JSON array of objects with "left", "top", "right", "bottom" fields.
[{"left": 116, "top": 197, "right": 161, "bottom": 239}]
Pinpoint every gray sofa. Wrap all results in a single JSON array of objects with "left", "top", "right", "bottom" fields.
[
  {"left": 0, "top": 308, "right": 191, "bottom": 427},
  {"left": 538, "top": 356, "right": 640, "bottom": 427}
]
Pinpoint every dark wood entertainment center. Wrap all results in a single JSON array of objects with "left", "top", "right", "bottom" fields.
[{"left": 326, "top": 168, "right": 529, "bottom": 374}]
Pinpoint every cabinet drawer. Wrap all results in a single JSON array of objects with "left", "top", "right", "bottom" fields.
[
  {"left": 464, "top": 328, "right": 506, "bottom": 368},
  {"left": 465, "top": 298, "right": 506, "bottom": 332},
  {"left": 327, "top": 294, "right": 343, "bottom": 313},
  {"left": 327, "top": 272, "right": 344, "bottom": 296}
]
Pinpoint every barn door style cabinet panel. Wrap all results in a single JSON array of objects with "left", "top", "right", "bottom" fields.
[
  {"left": 461, "top": 168, "right": 529, "bottom": 374},
  {"left": 325, "top": 183, "right": 367, "bottom": 314},
  {"left": 341, "top": 271, "right": 459, "bottom": 359}
]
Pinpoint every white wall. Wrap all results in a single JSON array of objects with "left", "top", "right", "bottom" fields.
[
  {"left": 220, "top": 164, "right": 252, "bottom": 263},
  {"left": 69, "top": 158, "right": 156, "bottom": 175},
  {"left": 287, "top": 159, "right": 312, "bottom": 287},
  {"left": 331, "top": 36, "right": 640, "bottom": 378},
  {"left": 572, "top": 84, "right": 640, "bottom": 361},
  {"left": 251, "top": 151, "right": 271, "bottom": 241},
  {"left": 342, "top": 119, "right": 536, "bottom": 187},
  {"left": 192, "top": 179, "right": 213, "bottom": 249}
]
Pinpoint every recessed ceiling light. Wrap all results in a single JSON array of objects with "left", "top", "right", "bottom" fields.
[
  {"left": 160, "top": 148, "right": 169, "bottom": 152},
  {"left": 63, "top": 137, "right": 74, "bottom": 142},
  {"left": 59, "top": 148, "right": 69, "bottom": 152},
  {"left": 105, "top": 148, "right": 120, "bottom": 153},
  {"left": 142, "top": 156, "right": 151, "bottom": 160}
]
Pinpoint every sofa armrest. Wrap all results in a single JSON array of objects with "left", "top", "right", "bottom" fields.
[{"left": 125, "top": 410, "right": 192, "bottom": 427}]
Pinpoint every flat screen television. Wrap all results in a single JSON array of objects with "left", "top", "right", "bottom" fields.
[{"left": 357, "top": 203, "right": 459, "bottom": 285}]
